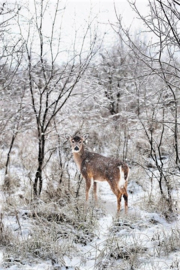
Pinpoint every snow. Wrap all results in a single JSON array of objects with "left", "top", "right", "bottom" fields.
[
  {"left": 1, "top": 0, "right": 180, "bottom": 268},
  {"left": 0, "top": 156, "right": 180, "bottom": 269},
  {"left": 0, "top": 251, "right": 3, "bottom": 266}
]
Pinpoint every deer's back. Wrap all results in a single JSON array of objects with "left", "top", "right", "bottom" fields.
[{"left": 81, "top": 151, "right": 127, "bottom": 181}]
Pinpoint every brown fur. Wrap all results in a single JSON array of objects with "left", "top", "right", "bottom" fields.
[{"left": 70, "top": 135, "right": 129, "bottom": 213}]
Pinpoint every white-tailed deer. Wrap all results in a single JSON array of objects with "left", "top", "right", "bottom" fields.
[{"left": 70, "top": 135, "right": 129, "bottom": 213}]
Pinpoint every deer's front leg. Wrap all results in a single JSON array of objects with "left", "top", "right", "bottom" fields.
[
  {"left": 85, "top": 178, "right": 92, "bottom": 201},
  {"left": 93, "top": 181, "right": 98, "bottom": 201}
]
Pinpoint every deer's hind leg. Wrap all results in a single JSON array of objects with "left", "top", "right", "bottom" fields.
[
  {"left": 109, "top": 181, "right": 123, "bottom": 213},
  {"left": 123, "top": 188, "right": 128, "bottom": 214},
  {"left": 117, "top": 191, "right": 123, "bottom": 212}
]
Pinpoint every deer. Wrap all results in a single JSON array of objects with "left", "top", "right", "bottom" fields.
[{"left": 70, "top": 135, "right": 130, "bottom": 213}]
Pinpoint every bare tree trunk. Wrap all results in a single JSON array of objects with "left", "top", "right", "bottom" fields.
[
  {"left": 5, "top": 134, "right": 16, "bottom": 176},
  {"left": 34, "top": 131, "right": 45, "bottom": 196}
]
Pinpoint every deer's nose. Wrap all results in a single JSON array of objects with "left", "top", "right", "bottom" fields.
[{"left": 74, "top": 146, "right": 79, "bottom": 151}]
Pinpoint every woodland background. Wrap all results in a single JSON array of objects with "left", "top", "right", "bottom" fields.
[{"left": 0, "top": 0, "right": 180, "bottom": 269}]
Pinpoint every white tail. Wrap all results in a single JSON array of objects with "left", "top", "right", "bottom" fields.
[
  {"left": 70, "top": 135, "right": 130, "bottom": 213},
  {"left": 119, "top": 166, "right": 125, "bottom": 188}
]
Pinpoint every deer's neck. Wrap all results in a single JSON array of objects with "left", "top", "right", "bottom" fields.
[{"left": 73, "top": 146, "right": 85, "bottom": 171}]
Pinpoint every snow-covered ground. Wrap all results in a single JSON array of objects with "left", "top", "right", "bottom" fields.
[{"left": 0, "top": 162, "right": 180, "bottom": 270}]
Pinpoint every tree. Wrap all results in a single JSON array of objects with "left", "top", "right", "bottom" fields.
[
  {"left": 113, "top": 0, "right": 180, "bottom": 205},
  {"left": 0, "top": 2, "right": 25, "bottom": 178},
  {"left": 16, "top": 0, "right": 102, "bottom": 196}
]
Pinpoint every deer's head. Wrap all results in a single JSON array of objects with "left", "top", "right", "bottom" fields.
[{"left": 70, "top": 136, "right": 84, "bottom": 153}]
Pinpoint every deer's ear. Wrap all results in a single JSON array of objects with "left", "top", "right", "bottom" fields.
[
  {"left": 82, "top": 134, "right": 89, "bottom": 141},
  {"left": 63, "top": 134, "right": 71, "bottom": 141}
]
